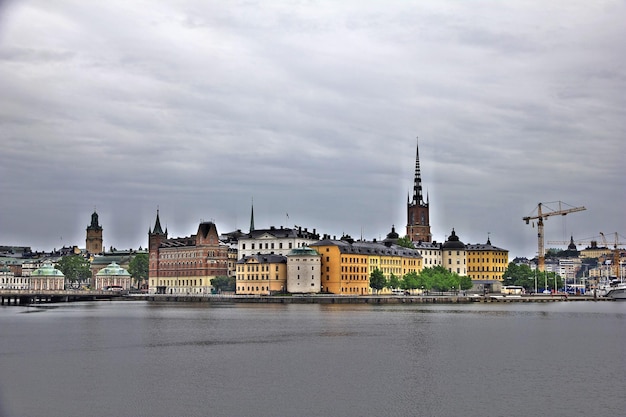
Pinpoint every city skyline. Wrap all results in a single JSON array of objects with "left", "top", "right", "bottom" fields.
[{"left": 1, "top": 1, "right": 624, "bottom": 257}]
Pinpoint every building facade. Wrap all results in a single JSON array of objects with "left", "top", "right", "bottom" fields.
[
  {"left": 286, "top": 247, "right": 321, "bottom": 294},
  {"left": 414, "top": 241, "right": 443, "bottom": 268},
  {"left": 442, "top": 229, "right": 467, "bottom": 276},
  {"left": 148, "top": 211, "right": 229, "bottom": 294},
  {"left": 0, "top": 266, "right": 29, "bottom": 290},
  {"left": 466, "top": 238, "right": 509, "bottom": 282},
  {"left": 237, "top": 226, "right": 320, "bottom": 258},
  {"left": 310, "top": 233, "right": 423, "bottom": 295},
  {"left": 236, "top": 254, "right": 287, "bottom": 295}
]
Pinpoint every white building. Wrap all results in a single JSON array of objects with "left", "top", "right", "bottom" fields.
[
  {"left": 442, "top": 229, "right": 467, "bottom": 276},
  {"left": 414, "top": 241, "right": 442, "bottom": 268},
  {"left": 0, "top": 266, "right": 29, "bottom": 290},
  {"left": 238, "top": 226, "right": 320, "bottom": 258},
  {"left": 286, "top": 247, "right": 321, "bottom": 294}
]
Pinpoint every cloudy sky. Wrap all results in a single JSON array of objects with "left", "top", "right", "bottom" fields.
[{"left": 1, "top": 0, "right": 624, "bottom": 257}]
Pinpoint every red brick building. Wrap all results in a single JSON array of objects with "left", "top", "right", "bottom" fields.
[{"left": 148, "top": 211, "right": 228, "bottom": 294}]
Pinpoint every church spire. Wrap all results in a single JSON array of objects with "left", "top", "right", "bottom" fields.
[
  {"left": 412, "top": 136, "right": 425, "bottom": 206},
  {"left": 249, "top": 199, "right": 255, "bottom": 233},
  {"left": 152, "top": 209, "right": 164, "bottom": 235}
]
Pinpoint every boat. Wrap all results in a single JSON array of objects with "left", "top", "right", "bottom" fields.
[{"left": 605, "top": 281, "right": 626, "bottom": 300}]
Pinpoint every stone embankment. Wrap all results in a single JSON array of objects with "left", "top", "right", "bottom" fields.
[{"left": 136, "top": 294, "right": 609, "bottom": 304}]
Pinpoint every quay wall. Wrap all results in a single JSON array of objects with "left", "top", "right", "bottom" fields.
[{"left": 137, "top": 294, "right": 609, "bottom": 304}]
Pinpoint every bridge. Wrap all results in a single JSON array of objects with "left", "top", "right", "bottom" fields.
[{"left": 0, "top": 289, "right": 126, "bottom": 306}]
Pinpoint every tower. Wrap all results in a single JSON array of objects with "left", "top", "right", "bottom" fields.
[
  {"left": 86, "top": 210, "right": 103, "bottom": 254},
  {"left": 406, "top": 138, "right": 432, "bottom": 242},
  {"left": 148, "top": 209, "right": 168, "bottom": 282},
  {"left": 148, "top": 209, "right": 168, "bottom": 251}
]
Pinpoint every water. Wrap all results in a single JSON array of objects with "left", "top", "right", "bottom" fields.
[{"left": 0, "top": 301, "right": 624, "bottom": 417}]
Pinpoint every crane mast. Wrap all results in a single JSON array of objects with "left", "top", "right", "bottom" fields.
[
  {"left": 523, "top": 202, "right": 586, "bottom": 272},
  {"left": 599, "top": 232, "right": 625, "bottom": 279}
]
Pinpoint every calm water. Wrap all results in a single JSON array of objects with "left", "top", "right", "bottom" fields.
[{"left": 0, "top": 300, "right": 624, "bottom": 417}]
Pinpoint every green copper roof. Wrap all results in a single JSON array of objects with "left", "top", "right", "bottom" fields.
[
  {"left": 287, "top": 247, "right": 320, "bottom": 256},
  {"left": 96, "top": 262, "right": 131, "bottom": 276},
  {"left": 32, "top": 263, "right": 65, "bottom": 276}
]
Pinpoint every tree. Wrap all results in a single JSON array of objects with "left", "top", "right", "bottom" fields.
[
  {"left": 128, "top": 253, "right": 149, "bottom": 288},
  {"left": 502, "top": 262, "right": 535, "bottom": 289},
  {"left": 401, "top": 271, "right": 420, "bottom": 292},
  {"left": 387, "top": 273, "right": 401, "bottom": 290},
  {"left": 396, "top": 235, "right": 415, "bottom": 249},
  {"left": 211, "top": 276, "right": 235, "bottom": 293},
  {"left": 56, "top": 255, "right": 91, "bottom": 283},
  {"left": 459, "top": 275, "right": 473, "bottom": 291},
  {"left": 369, "top": 268, "right": 386, "bottom": 294}
]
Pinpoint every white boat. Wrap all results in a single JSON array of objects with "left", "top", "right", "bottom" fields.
[{"left": 605, "top": 281, "right": 626, "bottom": 300}]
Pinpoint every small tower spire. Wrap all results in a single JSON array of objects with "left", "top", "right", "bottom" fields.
[
  {"left": 152, "top": 208, "right": 164, "bottom": 235},
  {"left": 249, "top": 198, "right": 255, "bottom": 233}
]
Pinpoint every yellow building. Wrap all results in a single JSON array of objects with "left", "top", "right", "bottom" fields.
[
  {"left": 466, "top": 238, "right": 509, "bottom": 282},
  {"left": 236, "top": 254, "right": 287, "bottom": 295},
  {"left": 310, "top": 238, "right": 369, "bottom": 295},
  {"left": 310, "top": 233, "right": 422, "bottom": 295}
]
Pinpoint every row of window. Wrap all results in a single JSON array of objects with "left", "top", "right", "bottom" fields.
[
  {"left": 237, "top": 275, "right": 280, "bottom": 281},
  {"left": 468, "top": 266, "right": 505, "bottom": 272}
]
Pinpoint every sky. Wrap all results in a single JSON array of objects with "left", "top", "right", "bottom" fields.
[{"left": 0, "top": 0, "right": 624, "bottom": 258}]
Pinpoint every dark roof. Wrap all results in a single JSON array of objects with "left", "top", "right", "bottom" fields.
[
  {"left": 241, "top": 226, "right": 319, "bottom": 240},
  {"left": 466, "top": 238, "right": 508, "bottom": 252},
  {"left": 442, "top": 229, "right": 465, "bottom": 250},
  {"left": 237, "top": 254, "right": 287, "bottom": 264},
  {"left": 311, "top": 239, "right": 422, "bottom": 258}
]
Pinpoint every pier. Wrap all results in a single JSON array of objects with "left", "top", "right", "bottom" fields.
[{"left": 0, "top": 289, "right": 125, "bottom": 306}]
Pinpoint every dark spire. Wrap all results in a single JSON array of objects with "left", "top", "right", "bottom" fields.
[
  {"left": 152, "top": 209, "right": 164, "bottom": 235},
  {"left": 412, "top": 136, "right": 425, "bottom": 206},
  {"left": 87, "top": 210, "right": 102, "bottom": 230},
  {"left": 249, "top": 199, "right": 255, "bottom": 233}
]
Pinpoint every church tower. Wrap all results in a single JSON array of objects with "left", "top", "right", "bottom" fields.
[
  {"left": 148, "top": 209, "right": 168, "bottom": 251},
  {"left": 406, "top": 138, "right": 432, "bottom": 242},
  {"left": 86, "top": 210, "right": 103, "bottom": 254},
  {"left": 148, "top": 209, "right": 168, "bottom": 282}
]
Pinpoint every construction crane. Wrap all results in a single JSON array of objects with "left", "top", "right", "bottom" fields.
[
  {"left": 523, "top": 201, "right": 586, "bottom": 272},
  {"left": 599, "top": 232, "right": 626, "bottom": 279}
]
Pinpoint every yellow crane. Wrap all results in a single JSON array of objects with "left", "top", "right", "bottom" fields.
[
  {"left": 599, "top": 232, "right": 625, "bottom": 279},
  {"left": 523, "top": 201, "right": 586, "bottom": 272}
]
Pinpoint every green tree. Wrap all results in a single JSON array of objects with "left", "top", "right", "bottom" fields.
[
  {"left": 459, "top": 275, "right": 473, "bottom": 291},
  {"left": 56, "top": 255, "right": 92, "bottom": 283},
  {"left": 396, "top": 235, "right": 415, "bottom": 249},
  {"left": 128, "top": 253, "right": 149, "bottom": 288},
  {"left": 210, "top": 276, "right": 235, "bottom": 293},
  {"left": 401, "top": 271, "right": 420, "bottom": 292},
  {"left": 369, "top": 268, "right": 386, "bottom": 294},
  {"left": 387, "top": 273, "right": 401, "bottom": 289},
  {"left": 418, "top": 266, "right": 462, "bottom": 294}
]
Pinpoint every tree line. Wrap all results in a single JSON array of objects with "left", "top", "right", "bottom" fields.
[{"left": 369, "top": 265, "right": 473, "bottom": 294}]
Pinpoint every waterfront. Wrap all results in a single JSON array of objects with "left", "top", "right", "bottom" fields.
[{"left": 0, "top": 301, "right": 624, "bottom": 417}]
